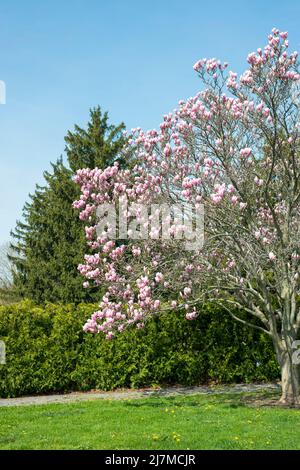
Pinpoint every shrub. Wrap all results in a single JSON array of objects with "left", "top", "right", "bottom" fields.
[{"left": 0, "top": 300, "right": 279, "bottom": 397}]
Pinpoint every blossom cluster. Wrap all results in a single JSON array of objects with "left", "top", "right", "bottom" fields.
[{"left": 74, "top": 29, "right": 300, "bottom": 338}]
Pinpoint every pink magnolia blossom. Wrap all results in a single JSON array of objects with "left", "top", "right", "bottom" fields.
[{"left": 155, "top": 272, "right": 164, "bottom": 283}]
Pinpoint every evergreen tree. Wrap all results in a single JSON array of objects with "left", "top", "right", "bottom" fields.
[
  {"left": 65, "top": 107, "right": 126, "bottom": 171},
  {"left": 10, "top": 107, "right": 126, "bottom": 303}
]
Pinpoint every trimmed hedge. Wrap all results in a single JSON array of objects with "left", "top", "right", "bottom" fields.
[{"left": 0, "top": 300, "right": 280, "bottom": 397}]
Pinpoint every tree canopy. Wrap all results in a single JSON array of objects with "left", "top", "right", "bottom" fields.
[{"left": 74, "top": 30, "right": 300, "bottom": 405}]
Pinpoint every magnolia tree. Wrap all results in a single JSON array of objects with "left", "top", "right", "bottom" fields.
[{"left": 74, "top": 29, "right": 300, "bottom": 405}]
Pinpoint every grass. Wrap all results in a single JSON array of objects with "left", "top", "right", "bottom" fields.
[{"left": 0, "top": 390, "right": 300, "bottom": 450}]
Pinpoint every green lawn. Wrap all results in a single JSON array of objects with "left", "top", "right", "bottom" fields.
[{"left": 0, "top": 390, "right": 300, "bottom": 450}]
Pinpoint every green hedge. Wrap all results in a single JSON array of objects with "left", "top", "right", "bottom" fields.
[{"left": 0, "top": 300, "right": 280, "bottom": 397}]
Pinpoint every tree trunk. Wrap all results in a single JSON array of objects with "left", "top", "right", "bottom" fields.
[{"left": 277, "top": 349, "right": 300, "bottom": 406}]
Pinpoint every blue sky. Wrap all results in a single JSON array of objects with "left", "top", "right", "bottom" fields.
[{"left": 0, "top": 0, "right": 300, "bottom": 244}]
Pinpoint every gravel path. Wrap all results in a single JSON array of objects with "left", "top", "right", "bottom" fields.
[{"left": 0, "top": 382, "right": 281, "bottom": 407}]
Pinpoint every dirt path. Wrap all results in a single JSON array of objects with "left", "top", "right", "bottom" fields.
[{"left": 0, "top": 382, "right": 280, "bottom": 407}]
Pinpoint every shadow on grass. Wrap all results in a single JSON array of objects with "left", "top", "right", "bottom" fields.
[{"left": 122, "top": 390, "right": 282, "bottom": 410}]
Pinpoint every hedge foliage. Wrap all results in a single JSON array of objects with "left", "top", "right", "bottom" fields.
[{"left": 0, "top": 300, "right": 280, "bottom": 397}]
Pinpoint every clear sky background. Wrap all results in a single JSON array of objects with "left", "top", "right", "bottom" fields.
[{"left": 0, "top": 0, "right": 300, "bottom": 244}]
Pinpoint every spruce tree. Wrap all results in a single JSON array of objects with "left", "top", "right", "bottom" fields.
[{"left": 10, "top": 107, "right": 126, "bottom": 303}]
